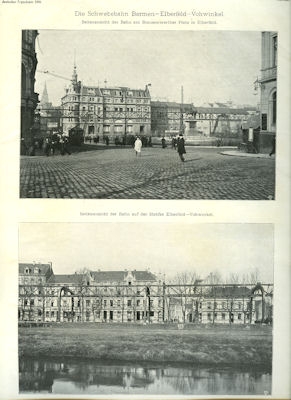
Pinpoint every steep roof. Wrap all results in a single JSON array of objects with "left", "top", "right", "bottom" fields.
[
  {"left": 81, "top": 86, "right": 102, "bottom": 96},
  {"left": 47, "top": 274, "right": 84, "bottom": 284},
  {"left": 91, "top": 270, "right": 157, "bottom": 283},
  {"left": 203, "top": 286, "right": 252, "bottom": 298},
  {"left": 195, "top": 107, "right": 248, "bottom": 115},
  {"left": 151, "top": 101, "right": 193, "bottom": 110},
  {"left": 19, "top": 263, "right": 52, "bottom": 276}
]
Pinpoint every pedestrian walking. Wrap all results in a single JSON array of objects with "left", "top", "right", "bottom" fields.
[
  {"left": 44, "top": 137, "right": 51, "bottom": 156},
  {"left": 269, "top": 135, "right": 276, "bottom": 156},
  {"left": 161, "top": 137, "right": 167, "bottom": 148},
  {"left": 134, "top": 136, "right": 142, "bottom": 157},
  {"left": 177, "top": 133, "right": 186, "bottom": 162},
  {"left": 60, "top": 135, "right": 71, "bottom": 155},
  {"left": 20, "top": 138, "right": 28, "bottom": 155},
  {"left": 171, "top": 137, "right": 177, "bottom": 149}
]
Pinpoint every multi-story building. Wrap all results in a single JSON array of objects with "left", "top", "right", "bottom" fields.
[
  {"left": 61, "top": 65, "right": 151, "bottom": 141},
  {"left": 258, "top": 31, "right": 277, "bottom": 152},
  {"left": 21, "top": 30, "right": 39, "bottom": 152},
  {"left": 18, "top": 262, "right": 54, "bottom": 321},
  {"left": 18, "top": 263, "right": 273, "bottom": 325}
]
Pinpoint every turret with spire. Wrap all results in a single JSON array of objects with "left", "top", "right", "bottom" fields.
[
  {"left": 40, "top": 81, "right": 50, "bottom": 107},
  {"left": 71, "top": 51, "right": 81, "bottom": 93},
  {"left": 72, "top": 63, "right": 78, "bottom": 85}
]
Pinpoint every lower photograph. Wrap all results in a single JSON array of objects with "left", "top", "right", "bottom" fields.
[{"left": 18, "top": 222, "right": 273, "bottom": 396}]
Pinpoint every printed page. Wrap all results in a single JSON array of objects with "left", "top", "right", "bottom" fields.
[{"left": 0, "top": 0, "right": 290, "bottom": 399}]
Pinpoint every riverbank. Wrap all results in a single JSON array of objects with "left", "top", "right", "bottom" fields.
[{"left": 19, "top": 323, "right": 272, "bottom": 367}]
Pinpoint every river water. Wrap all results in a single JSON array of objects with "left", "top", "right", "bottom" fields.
[{"left": 19, "top": 357, "right": 271, "bottom": 395}]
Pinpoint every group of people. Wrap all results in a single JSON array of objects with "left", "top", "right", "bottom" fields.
[
  {"left": 43, "top": 133, "right": 71, "bottom": 156},
  {"left": 134, "top": 133, "right": 186, "bottom": 162}
]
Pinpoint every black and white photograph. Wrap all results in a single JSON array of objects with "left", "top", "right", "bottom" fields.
[
  {"left": 18, "top": 223, "right": 273, "bottom": 395},
  {"left": 20, "top": 30, "right": 277, "bottom": 200}
]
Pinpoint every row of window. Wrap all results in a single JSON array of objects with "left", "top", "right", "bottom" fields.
[
  {"left": 66, "top": 96, "right": 150, "bottom": 103},
  {"left": 101, "top": 90, "right": 146, "bottom": 98},
  {"left": 38, "top": 310, "right": 157, "bottom": 321},
  {"left": 20, "top": 309, "right": 249, "bottom": 322},
  {"left": 205, "top": 301, "right": 245, "bottom": 310},
  {"left": 104, "top": 106, "right": 149, "bottom": 112},
  {"left": 20, "top": 278, "right": 44, "bottom": 285},
  {"left": 206, "top": 312, "right": 248, "bottom": 321},
  {"left": 23, "top": 268, "right": 43, "bottom": 274},
  {"left": 21, "top": 298, "right": 160, "bottom": 308}
]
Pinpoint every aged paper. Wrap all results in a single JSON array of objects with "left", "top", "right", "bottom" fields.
[{"left": 0, "top": 0, "right": 290, "bottom": 398}]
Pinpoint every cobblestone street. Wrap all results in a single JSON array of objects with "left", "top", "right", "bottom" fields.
[{"left": 20, "top": 147, "right": 275, "bottom": 199}]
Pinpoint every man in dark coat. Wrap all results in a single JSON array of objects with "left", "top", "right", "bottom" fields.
[
  {"left": 177, "top": 133, "right": 186, "bottom": 162},
  {"left": 269, "top": 135, "right": 276, "bottom": 156}
]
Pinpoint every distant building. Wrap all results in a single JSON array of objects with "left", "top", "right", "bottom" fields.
[
  {"left": 18, "top": 263, "right": 273, "bottom": 325},
  {"left": 61, "top": 65, "right": 151, "bottom": 141},
  {"left": 21, "top": 30, "right": 39, "bottom": 151},
  {"left": 259, "top": 31, "right": 277, "bottom": 152},
  {"left": 37, "top": 82, "right": 62, "bottom": 139},
  {"left": 151, "top": 101, "right": 195, "bottom": 137},
  {"left": 195, "top": 106, "right": 249, "bottom": 137}
]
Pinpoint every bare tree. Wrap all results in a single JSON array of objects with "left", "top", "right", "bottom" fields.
[{"left": 169, "top": 271, "right": 201, "bottom": 323}]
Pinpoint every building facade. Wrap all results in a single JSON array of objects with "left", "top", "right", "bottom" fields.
[
  {"left": 151, "top": 101, "right": 253, "bottom": 143},
  {"left": 195, "top": 106, "right": 250, "bottom": 138},
  {"left": 37, "top": 82, "right": 62, "bottom": 140},
  {"left": 259, "top": 31, "right": 277, "bottom": 152},
  {"left": 18, "top": 263, "right": 273, "bottom": 325},
  {"left": 21, "top": 30, "right": 39, "bottom": 152},
  {"left": 61, "top": 66, "right": 151, "bottom": 141},
  {"left": 151, "top": 101, "right": 195, "bottom": 137}
]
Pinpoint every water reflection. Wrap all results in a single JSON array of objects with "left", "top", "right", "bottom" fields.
[{"left": 19, "top": 357, "right": 271, "bottom": 395}]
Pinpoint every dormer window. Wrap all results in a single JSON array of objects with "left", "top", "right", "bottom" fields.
[{"left": 128, "top": 281, "right": 131, "bottom": 286}]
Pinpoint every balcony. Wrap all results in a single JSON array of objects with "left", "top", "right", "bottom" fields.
[{"left": 260, "top": 66, "right": 277, "bottom": 83}]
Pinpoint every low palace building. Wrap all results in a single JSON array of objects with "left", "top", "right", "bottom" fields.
[{"left": 18, "top": 263, "right": 273, "bottom": 325}]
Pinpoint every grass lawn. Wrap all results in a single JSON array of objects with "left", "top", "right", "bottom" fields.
[{"left": 19, "top": 323, "right": 272, "bottom": 368}]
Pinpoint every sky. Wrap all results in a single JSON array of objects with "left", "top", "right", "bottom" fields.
[
  {"left": 19, "top": 223, "right": 273, "bottom": 283},
  {"left": 34, "top": 30, "right": 261, "bottom": 107}
]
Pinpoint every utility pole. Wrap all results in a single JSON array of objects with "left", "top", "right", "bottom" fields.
[
  {"left": 146, "top": 286, "right": 151, "bottom": 323},
  {"left": 162, "top": 281, "right": 166, "bottom": 322},
  {"left": 180, "top": 85, "right": 184, "bottom": 134}
]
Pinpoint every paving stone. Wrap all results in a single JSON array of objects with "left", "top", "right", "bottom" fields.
[{"left": 20, "top": 147, "right": 275, "bottom": 200}]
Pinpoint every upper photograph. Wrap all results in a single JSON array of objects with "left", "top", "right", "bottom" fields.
[{"left": 20, "top": 30, "right": 277, "bottom": 200}]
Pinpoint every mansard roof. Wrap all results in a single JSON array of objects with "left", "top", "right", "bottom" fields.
[
  {"left": 195, "top": 107, "right": 248, "bottom": 115},
  {"left": 47, "top": 274, "right": 84, "bottom": 284},
  {"left": 81, "top": 86, "right": 102, "bottom": 96},
  {"left": 151, "top": 101, "right": 193, "bottom": 110},
  {"left": 90, "top": 270, "right": 157, "bottom": 283},
  {"left": 100, "top": 87, "right": 149, "bottom": 97},
  {"left": 43, "top": 270, "right": 157, "bottom": 285},
  {"left": 19, "top": 263, "right": 53, "bottom": 276},
  {"left": 203, "top": 286, "right": 252, "bottom": 298}
]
